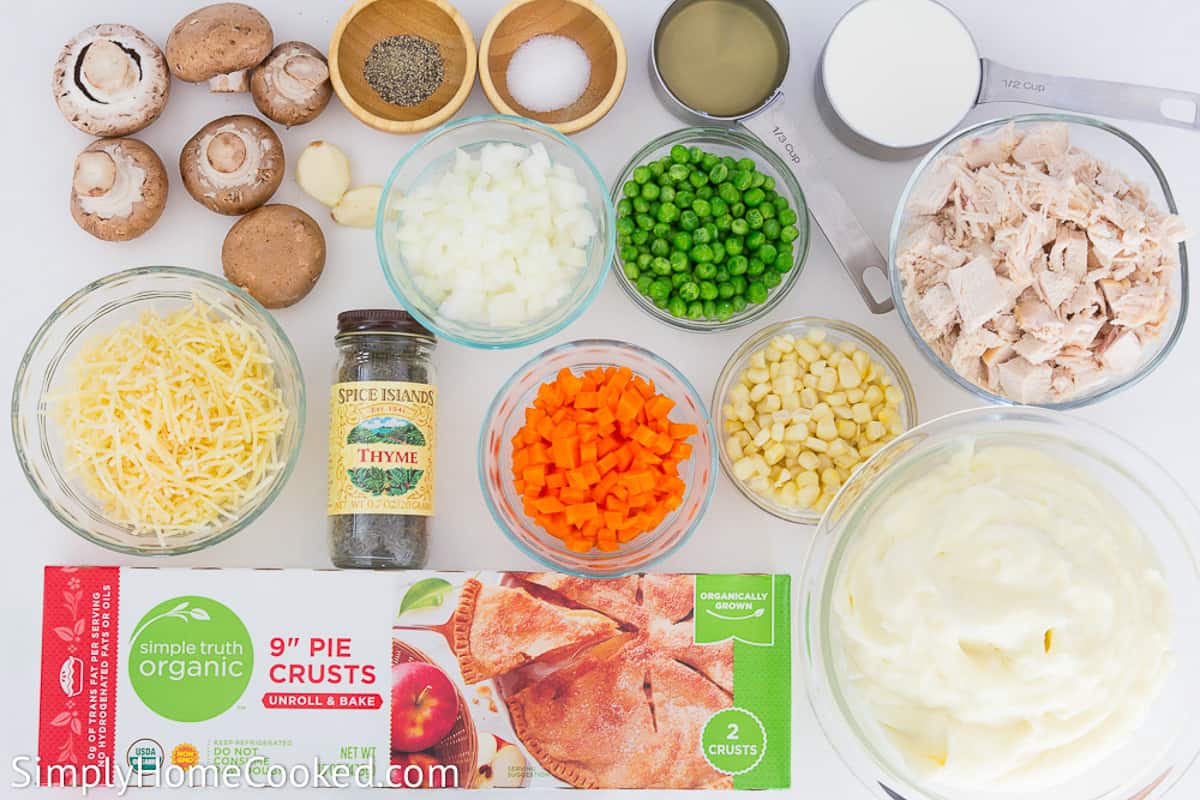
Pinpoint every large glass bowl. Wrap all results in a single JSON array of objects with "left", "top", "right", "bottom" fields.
[
  {"left": 890, "top": 113, "right": 1189, "bottom": 409},
  {"left": 712, "top": 317, "right": 917, "bottom": 525},
  {"left": 11, "top": 266, "right": 306, "bottom": 556},
  {"left": 479, "top": 339, "right": 717, "bottom": 576},
  {"left": 802, "top": 407, "right": 1200, "bottom": 800},
  {"left": 611, "top": 127, "right": 810, "bottom": 332},
  {"left": 377, "top": 114, "right": 615, "bottom": 349}
]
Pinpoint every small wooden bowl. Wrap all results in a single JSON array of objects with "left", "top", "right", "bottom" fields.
[
  {"left": 329, "top": 0, "right": 477, "bottom": 134},
  {"left": 479, "top": 0, "right": 626, "bottom": 134}
]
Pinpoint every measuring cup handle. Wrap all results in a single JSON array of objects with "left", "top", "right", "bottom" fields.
[
  {"left": 740, "top": 97, "right": 894, "bottom": 314},
  {"left": 978, "top": 59, "right": 1200, "bottom": 130}
]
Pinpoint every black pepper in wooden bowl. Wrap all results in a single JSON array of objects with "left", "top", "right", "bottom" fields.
[{"left": 362, "top": 35, "right": 445, "bottom": 107}]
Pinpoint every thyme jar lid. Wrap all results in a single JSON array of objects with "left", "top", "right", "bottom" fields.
[{"left": 336, "top": 309, "right": 436, "bottom": 340}]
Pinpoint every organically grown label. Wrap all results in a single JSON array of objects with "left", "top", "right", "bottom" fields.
[
  {"left": 328, "top": 381, "right": 436, "bottom": 517},
  {"left": 127, "top": 595, "right": 253, "bottom": 723}
]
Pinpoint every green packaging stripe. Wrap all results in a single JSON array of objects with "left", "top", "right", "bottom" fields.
[{"left": 695, "top": 574, "right": 791, "bottom": 789}]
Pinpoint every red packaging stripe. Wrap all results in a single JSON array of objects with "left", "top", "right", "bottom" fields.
[{"left": 38, "top": 566, "right": 120, "bottom": 786}]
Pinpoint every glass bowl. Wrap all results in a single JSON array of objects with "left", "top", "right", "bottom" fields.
[
  {"left": 11, "top": 266, "right": 306, "bottom": 556},
  {"left": 802, "top": 407, "right": 1200, "bottom": 800},
  {"left": 479, "top": 339, "right": 717, "bottom": 576},
  {"left": 611, "top": 127, "right": 810, "bottom": 332},
  {"left": 712, "top": 317, "right": 916, "bottom": 525},
  {"left": 377, "top": 114, "right": 615, "bottom": 350},
  {"left": 890, "top": 113, "right": 1189, "bottom": 409}
]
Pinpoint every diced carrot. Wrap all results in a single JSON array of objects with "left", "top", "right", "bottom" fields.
[
  {"left": 545, "top": 472, "right": 566, "bottom": 490},
  {"left": 670, "top": 442, "right": 693, "bottom": 460},
  {"left": 512, "top": 448, "right": 530, "bottom": 472},
  {"left": 566, "top": 469, "right": 590, "bottom": 492},
  {"left": 597, "top": 452, "right": 619, "bottom": 474},
  {"left": 580, "top": 440, "right": 598, "bottom": 464},
  {"left": 522, "top": 464, "right": 546, "bottom": 487},
  {"left": 653, "top": 433, "right": 675, "bottom": 455},
  {"left": 574, "top": 391, "right": 601, "bottom": 409},
  {"left": 616, "top": 389, "right": 644, "bottom": 423},
  {"left": 552, "top": 437, "right": 579, "bottom": 470},
  {"left": 670, "top": 422, "right": 698, "bottom": 440},
  {"left": 632, "top": 376, "right": 656, "bottom": 399},
  {"left": 565, "top": 502, "right": 599, "bottom": 526},
  {"left": 594, "top": 407, "right": 615, "bottom": 427},
  {"left": 559, "top": 486, "right": 588, "bottom": 505},
  {"left": 535, "top": 496, "right": 565, "bottom": 514},
  {"left": 645, "top": 395, "right": 675, "bottom": 419},
  {"left": 632, "top": 425, "right": 659, "bottom": 448},
  {"left": 527, "top": 442, "right": 551, "bottom": 465}
]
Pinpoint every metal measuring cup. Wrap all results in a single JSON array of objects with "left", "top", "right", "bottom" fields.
[{"left": 650, "top": 0, "right": 893, "bottom": 314}]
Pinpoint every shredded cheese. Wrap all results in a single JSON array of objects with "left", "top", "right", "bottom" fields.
[{"left": 57, "top": 298, "right": 288, "bottom": 538}]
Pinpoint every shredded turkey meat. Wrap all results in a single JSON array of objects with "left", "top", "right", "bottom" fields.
[{"left": 898, "top": 122, "right": 1188, "bottom": 403}]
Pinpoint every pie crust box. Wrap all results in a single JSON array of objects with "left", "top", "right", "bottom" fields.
[{"left": 36, "top": 567, "right": 791, "bottom": 790}]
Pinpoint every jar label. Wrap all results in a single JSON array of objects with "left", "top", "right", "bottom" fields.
[{"left": 328, "top": 381, "right": 436, "bottom": 516}]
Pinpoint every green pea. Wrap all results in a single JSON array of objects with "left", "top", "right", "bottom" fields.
[
  {"left": 636, "top": 274, "right": 654, "bottom": 294},
  {"left": 679, "top": 281, "right": 700, "bottom": 302},
  {"left": 718, "top": 183, "right": 740, "bottom": 204},
  {"left": 731, "top": 202, "right": 747, "bottom": 218},
  {"left": 747, "top": 258, "right": 765, "bottom": 276},
  {"left": 671, "top": 272, "right": 688, "bottom": 288},
  {"left": 659, "top": 185, "right": 675, "bottom": 204},
  {"left": 653, "top": 294, "right": 669, "bottom": 309},
  {"left": 715, "top": 299, "right": 735, "bottom": 321},
  {"left": 687, "top": 301, "right": 704, "bottom": 320},
  {"left": 691, "top": 244, "right": 714, "bottom": 264},
  {"left": 672, "top": 231, "right": 692, "bottom": 252},
  {"left": 722, "top": 156, "right": 737, "bottom": 170},
  {"left": 667, "top": 295, "right": 687, "bottom": 318},
  {"left": 680, "top": 210, "right": 699, "bottom": 231},
  {"left": 617, "top": 198, "right": 632, "bottom": 216},
  {"left": 758, "top": 243, "right": 778, "bottom": 265},
  {"left": 746, "top": 231, "right": 766, "bottom": 251},
  {"left": 717, "top": 282, "right": 735, "bottom": 300},
  {"left": 714, "top": 265, "right": 730, "bottom": 283},
  {"left": 732, "top": 295, "right": 748, "bottom": 313},
  {"left": 746, "top": 210, "right": 765, "bottom": 231},
  {"left": 699, "top": 281, "right": 719, "bottom": 301},
  {"left": 649, "top": 161, "right": 665, "bottom": 178},
  {"left": 635, "top": 213, "right": 654, "bottom": 230},
  {"left": 731, "top": 276, "right": 748, "bottom": 296},
  {"left": 650, "top": 277, "right": 672, "bottom": 299},
  {"left": 670, "top": 145, "right": 689, "bottom": 164},
  {"left": 778, "top": 208, "right": 798, "bottom": 226},
  {"left": 736, "top": 157, "right": 755, "bottom": 172},
  {"left": 762, "top": 219, "right": 781, "bottom": 241},
  {"left": 747, "top": 281, "right": 768, "bottom": 304},
  {"left": 633, "top": 166, "right": 651, "bottom": 185},
  {"left": 623, "top": 180, "right": 640, "bottom": 198},
  {"left": 633, "top": 197, "right": 650, "bottom": 214},
  {"left": 695, "top": 261, "right": 716, "bottom": 280},
  {"left": 762, "top": 176, "right": 775, "bottom": 192},
  {"left": 689, "top": 146, "right": 704, "bottom": 164},
  {"left": 668, "top": 163, "right": 690, "bottom": 183},
  {"left": 750, "top": 172, "right": 766, "bottom": 188},
  {"left": 730, "top": 218, "right": 749, "bottom": 236},
  {"left": 622, "top": 261, "right": 639, "bottom": 280},
  {"left": 650, "top": 238, "right": 670, "bottom": 257},
  {"left": 641, "top": 182, "right": 660, "bottom": 200},
  {"left": 616, "top": 217, "right": 634, "bottom": 236},
  {"left": 620, "top": 245, "right": 637, "bottom": 263},
  {"left": 688, "top": 171, "right": 709, "bottom": 188},
  {"left": 632, "top": 229, "right": 649, "bottom": 245},
  {"left": 763, "top": 190, "right": 777, "bottom": 203},
  {"left": 692, "top": 226, "right": 712, "bottom": 245},
  {"left": 652, "top": 222, "right": 671, "bottom": 239},
  {"left": 709, "top": 163, "right": 729, "bottom": 184},
  {"left": 710, "top": 197, "right": 728, "bottom": 217},
  {"left": 656, "top": 203, "right": 679, "bottom": 224},
  {"left": 692, "top": 198, "right": 711, "bottom": 218},
  {"left": 701, "top": 153, "right": 719, "bottom": 171},
  {"left": 702, "top": 299, "right": 718, "bottom": 319},
  {"left": 675, "top": 190, "right": 695, "bottom": 209},
  {"left": 759, "top": 201, "right": 776, "bottom": 219},
  {"left": 710, "top": 242, "right": 725, "bottom": 264},
  {"left": 637, "top": 252, "right": 653, "bottom": 268},
  {"left": 727, "top": 255, "right": 748, "bottom": 275},
  {"left": 773, "top": 195, "right": 790, "bottom": 212},
  {"left": 652, "top": 257, "right": 672, "bottom": 276},
  {"left": 774, "top": 251, "right": 793, "bottom": 272},
  {"left": 780, "top": 225, "right": 800, "bottom": 243},
  {"left": 763, "top": 270, "right": 782, "bottom": 289},
  {"left": 714, "top": 214, "right": 733, "bottom": 232},
  {"left": 668, "top": 251, "right": 688, "bottom": 272},
  {"left": 744, "top": 187, "right": 765, "bottom": 207},
  {"left": 731, "top": 170, "right": 752, "bottom": 191}
]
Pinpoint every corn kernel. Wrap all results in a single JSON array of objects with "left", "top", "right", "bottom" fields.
[
  {"left": 797, "top": 451, "right": 820, "bottom": 470},
  {"left": 837, "top": 420, "right": 858, "bottom": 440}
]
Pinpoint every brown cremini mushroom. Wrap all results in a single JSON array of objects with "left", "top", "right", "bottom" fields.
[
  {"left": 70, "top": 138, "right": 168, "bottom": 241},
  {"left": 222, "top": 204, "right": 326, "bottom": 308},
  {"left": 165, "top": 3, "right": 273, "bottom": 92},
  {"left": 53, "top": 24, "right": 170, "bottom": 137},
  {"left": 250, "top": 42, "right": 332, "bottom": 126},
  {"left": 180, "top": 114, "right": 283, "bottom": 215}
]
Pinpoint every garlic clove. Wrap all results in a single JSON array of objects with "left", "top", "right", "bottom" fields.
[
  {"left": 331, "top": 185, "right": 383, "bottom": 228},
  {"left": 296, "top": 141, "right": 351, "bottom": 207}
]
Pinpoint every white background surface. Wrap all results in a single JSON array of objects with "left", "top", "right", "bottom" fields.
[{"left": 2, "top": 0, "right": 1198, "bottom": 797}]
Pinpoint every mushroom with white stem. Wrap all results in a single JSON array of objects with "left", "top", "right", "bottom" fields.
[
  {"left": 251, "top": 42, "right": 332, "bottom": 126},
  {"left": 180, "top": 114, "right": 283, "bottom": 215},
  {"left": 222, "top": 204, "right": 326, "bottom": 308},
  {"left": 53, "top": 24, "right": 170, "bottom": 137},
  {"left": 70, "top": 138, "right": 168, "bottom": 241},
  {"left": 166, "top": 3, "right": 273, "bottom": 93}
]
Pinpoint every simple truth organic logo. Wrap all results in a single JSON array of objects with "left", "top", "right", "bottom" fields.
[{"left": 128, "top": 596, "right": 253, "bottom": 722}]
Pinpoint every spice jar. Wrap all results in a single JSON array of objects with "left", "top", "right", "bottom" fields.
[{"left": 328, "top": 310, "right": 436, "bottom": 569}]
